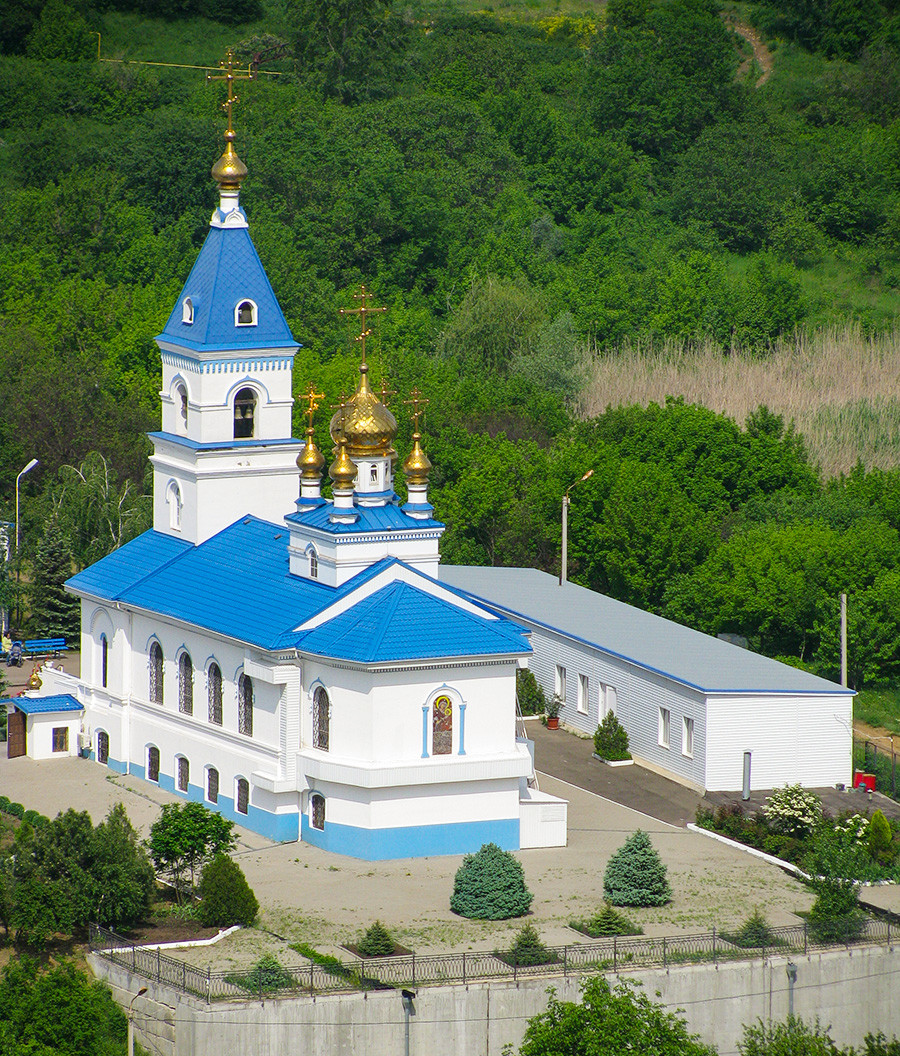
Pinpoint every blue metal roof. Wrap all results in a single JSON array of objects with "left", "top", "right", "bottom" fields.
[
  {"left": 296, "top": 580, "right": 530, "bottom": 663},
  {"left": 286, "top": 502, "right": 444, "bottom": 535},
  {"left": 67, "top": 531, "right": 193, "bottom": 600},
  {"left": 148, "top": 433, "right": 302, "bottom": 452},
  {"left": 4, "top": 694, "right": 82, "bottom": 714},
  {"left": 157, "top": 227, "right": 297, "bottom": 352}
]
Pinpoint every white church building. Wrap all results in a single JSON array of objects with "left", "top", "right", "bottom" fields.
[{"left": 29, "top": 85, "right": 567, "bottom": 859}]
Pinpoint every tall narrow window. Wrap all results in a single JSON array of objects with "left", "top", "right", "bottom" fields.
[
  {"left": 167, "top": 481, "right": 182, "bottom": 531},
  {"left": 311, "top": 793, "right": 325, "bottom": 830},
  {"left": 100, "top": 634, "right": 108, "bottom": 689},
  {"left": 207, "top": 767, "right": 219, "bottom": 804},
  {"left": 178, "top": 652, "right": 193, "bottom": 715},
  {"left": 233, "top": 388, "right": 256, "bottom": 439},
  {"left": 148, "top": 745, "right": 160, "bottom": 782},
  {"left": 555, "top": 664, "right": 567, "bottom": 704},
  {"left": 313, "top": 687, "right": 329, "bottom": 750},
  {"left": 600, "top": 683, "right": 617, "bottom": 719},
  {"left": 308, "top": 548, "right": 318, "bottom": 580},
  {"left": 97, "top": 730, "right": 109, "bottom": 765},
  {"left": 238, "top": 673, "right": 253, "bottom": 737},
  {"left": 208, "top": 663, "right": 223, "bottom": 725},
  {"left": 177, "top": 756, "right": 189, "bottom": 792},
  {"left": 236, "top": 778, "right": 249, "bottom": 815},
  {"left": 432, "top": 695, "right": 452, "bottom": 755},
  {"left": 683, "top": 716, "right": 694, "bottom": 758},
  {"left": 182, "top": 297, "right": 193, "bottom": 324},
  {"left": 658, "top": 707, "right": 671, "bottom": 749},
  {"left": 149, "top": 642, "right": 164, "bottom": 705},
  {"left": 370, "top": 464, "right": 378, "bottom": 484},
  {"left": 176, "top": 383, "right": 188, "bottom": 429},
  {"left": 577, "top": 673, "right": 588, "bottom": 714}
]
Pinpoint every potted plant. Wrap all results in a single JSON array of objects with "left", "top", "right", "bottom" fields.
[{"left": 545, "top": 694, "right": 562, "bottom": 730}]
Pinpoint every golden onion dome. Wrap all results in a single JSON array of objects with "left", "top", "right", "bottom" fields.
[
  {"left": 297, "top": 430, "right": 325, "bottom": 480},
  {"left": 329, "top": 435, "right": 357, "bottom": 489},
  {"left": 27, "top": 666, "right": 42, "bottom": 691},
  {"left": 211, "top": 141, "right": 248, "bottom": 192},
  {"left": 403, "top": 435, "right": 432, "bottom": 485},
  {"left": 329, "top": 363, "right": 398, "bottom": 458}
]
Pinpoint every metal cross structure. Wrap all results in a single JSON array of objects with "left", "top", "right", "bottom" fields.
[
  {"left": 206, "top": 48, "right": 256, "bottom": 142},
  {"left": 404, "top": 387, "right": 430, "bottom": 429},
  {"left": 301, "top": 384, "right": 325, "bottom": 432},
  {"left": 339, "top": 285, "right": 387, "bottom": 367}
]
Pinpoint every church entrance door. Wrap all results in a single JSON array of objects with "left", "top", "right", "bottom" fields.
[{"left": 7, "top": 710, "right": 25, "bottom": 758}]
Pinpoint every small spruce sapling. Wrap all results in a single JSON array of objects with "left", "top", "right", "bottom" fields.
[
  {"left": 593, "top": 712, "right": 631, "bottom": 761},
  {"left": 357, "top": 920, "right": 395, "bottom": 957},
  {"left": 603, "top": 830, "right": 671, "bottom": 907},
  {"left": 867, "top": 809, "right": 894, "bottom": 866},
  {"left": 516, "top": 668, "right": 546, "bottom": 716},
  {"left": 450, "top": 842, "right": 533, "bottom": 920},
  {"left": 502, "top": 923, "right": 555, "bottom": 966}
]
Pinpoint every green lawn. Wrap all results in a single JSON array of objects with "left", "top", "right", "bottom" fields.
[{"left": 854, "top": 688, "right": 900, "bottom": 735}]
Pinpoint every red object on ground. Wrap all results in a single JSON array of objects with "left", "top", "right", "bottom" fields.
[
  {"left": 547, "top": 716, "right": 560, "bottom": 731},
  {"left": 854, "top": 772, "right": 876, "bottom": 793}
]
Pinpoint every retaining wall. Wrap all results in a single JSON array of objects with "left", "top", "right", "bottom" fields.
[{"left": 91, "top": 943, "right": 900, "bottom": 1056}]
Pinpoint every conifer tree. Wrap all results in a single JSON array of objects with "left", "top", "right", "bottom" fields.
[
  {"left": 603, "top": 830, "right": 671, "bottom": 907},
  {"left": 28, "top": 520, "right": 80, "bottom": 640},
  {"left": 450, "top": 843, "right": 533, "bottom": 920}
]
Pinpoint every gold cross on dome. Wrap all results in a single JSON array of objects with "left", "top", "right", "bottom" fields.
[
  {"left": 301, "top": 383, "right": 325, "bottom": 431},
  {"left": 404, "top": 387, "right": 430, "bottom": 429},
  {"left": 206, "top": 48, "right": 256, "bottom": 140},
  {"left": 339, "top": 285, "right": 387, "bottom": 366},
  {"left": 331, "top": 391, "right": 349, "bottom": 434},
  {"left": 378, "top": 378, "right": 397, "bottom": 407}
]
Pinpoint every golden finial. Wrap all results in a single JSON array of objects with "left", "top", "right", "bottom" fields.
[
  {"left": 403, "top": 387, "right": 432, "bottom": 486},
  {"left": 329, "top": 397, "right": 357, "bottom": 489},
  {"left": 301, "top": 383, "right": 325, "bottom": 431},
  {"left": 339, "top": 285, "right": 387, "bottom": 371},
  {"left": 207, "top": 48, "right": 255, "bottom": 191},
  {"left": 27, "top": 665, "right": 42, "bottom": 691},
  {"left": 296, "top": 383, "right": 326, "bottom": 480}
]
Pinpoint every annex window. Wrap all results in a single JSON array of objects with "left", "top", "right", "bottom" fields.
[
  {"left": 432, "top": 695, "right": 452, "bottom": 756},
  {"left": 308, "top": 547, "right": 318, "bottom": 580},
  {"left": 207, "top": 767, "right": 219, "bottom": 804},
  {"left": 233, "top": 388, "right": 256, "bottom": 439},
  {"left": 235, "top": 299, "right": 257, "bottom": 326},
  {"left": 236, "top": 777, "right": 249, "bottom": 815},
  {"left": 577, "top": 673, "right": 588, "bottom": 714},
  {"left": 658, "top": 707, "right": 670, "bottom": 750},
  {"left": 182, "top": 297, "right": 194, "bottom": 324},
  {"left": 97, "top": 730, "right": 109, "bottom": 765},
  {"left": 147, "top": 745, "right": 160, "bottom": 782},
  {"left": 178, "top": 652, "right": 193, "bottom": 715},
  {"left": 683, "top": 716, "right": 694, "bottom": 758},
  {"left": 313, "top": 686, "right": 329, "bottom": 751},
  {"left": 166, "top": 480, "right": 182, "bottom": 531},
  {"left": 52, "top": 727, "right": 68, "bottom": 753},
  {"left": 238, "top": 673, "right": 253, "bottom": 737},
  {"left": 311, "top": 793, "right": 325, "bottom": 830},
  {"left": 208, "top": 663, "right": 223, "bottom": 726},
  {"left": 177, "top": 756, "right": 189, "bottom": 793},
  {"left": 100, "top": 634, "right": 108, "bottom": 689},
  {"left": 149, "top": 642, "right": 164, "bottom": 705},
  {"left": 555, "top": 664, "right": 567, "bottom": 703}
]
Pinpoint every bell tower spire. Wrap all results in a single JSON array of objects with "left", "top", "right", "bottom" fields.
[{"left": 207, "top": 48, "right": 255, "bottom": 230}]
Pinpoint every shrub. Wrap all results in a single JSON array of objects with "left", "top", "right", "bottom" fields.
[
  {"left": 500, "top": 923, "right": 556, "bottom": 967},
  {"left": 603, "top": 830, "right": 671, "bottom": 907},
  {"left": 22, "top": 810, "right": 48, "bottom": 829},
  {"left": 516, "top": 668, "right": 546, "bottom": 716},
  {"left": 227, "top": 955, "right": 295, "bottom": 994},
  {"left": 762, "top": 784, "right": 822, "bottom": 839},
  {"left": 450, "top": 843, "right": 533, "bottom": 920},
  {"left": 197, "top": 854, "right": 259, "bottom": 927},
  {"left": 0, "top": 796, "right": 10, "bottom": 812},
  {"left": 725, "top": 909, "right": 780, "bottom": 949},
  {"left": 808, "top": 881, "right": 866, "bottom": 943},
  {"left": 6, "top": 803, "right": 24, "bottom": 819},
  {"left": 357, "top": 920, "right": 395, "bottom": 957},
  {"left": 593, "top": 712, "right": 631, "bottom": 761},
  {"left": 867, "top": 809, "right": 894, "bottom": 866},
  {"left": 573, "top": 902, "right": 643, "bottom": 937}
]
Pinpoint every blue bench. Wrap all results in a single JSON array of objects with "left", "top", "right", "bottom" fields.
[{"left": 22, "top": 638, "right": 68, "bottom": 658}]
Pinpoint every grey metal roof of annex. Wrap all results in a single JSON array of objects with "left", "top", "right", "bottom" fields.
[{"left": 438, "top": 565, "right": 852, "bottom": 696}]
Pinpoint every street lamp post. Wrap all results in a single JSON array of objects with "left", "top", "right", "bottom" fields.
[
  {"left": 560, "top": 469, "right": 593, "bottom": 586},
  {"left": 128, "top": 986, "right": 148, "bottom": 1056},
  {"left": 14, "top": 458, "right": 38, "bottom": 630}
]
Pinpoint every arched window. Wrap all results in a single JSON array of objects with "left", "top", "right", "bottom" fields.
[
  {"left": 233, "top": 388, "right": 256, "bottom": 439},
  {"left": 235, "top": 299, "right": 257, "bottom": 326},
  {"left": 207, "top": 767, "right": 219, "bottom": 804},
  {"left": 311, "top": 793, "right": 325, "bottom": 830},
  {"left": 238, "top": 673, "right": 253, "bottom": 737},
  {"left": 208, "top": 663, "right": 223, "bottom": 725},
  {"left": 97, "top": 730, "right": 109, "bottom": 765},
  {"left": 177, "top": 756, "right": 189, "bottom": 793},
  {"left": 308, "top": 547, "right": 318, "bottom": 580},
  {"left": 236, "top": 778, "right": 249, "bottom": 815},
  {"left": 149, "top": 642, "right": 164, "bottom": 705},
  {"left": 370, "top": 464, "right": 379, "bottom": 484},
  {"left": 100, "top": 634, "right": 108, "bottom": 689},
  {"left": 313, "top": 687, "right": 329, "bottom": 751},
  {"left": 433, "top": 695, "right": 452, "bottom": 755},
  {"left": 166, "top": 480, "right": 182, "bottom": 531},
  {"left": 175, "top": 383, "right": 188, "bottom": 429},
  {"left": 182, "top": 297, "right": 194, "bottom": 324},
  {"left": 147, "top": 745, "right": 160, "bottom": 782},
  {"left": 178, "top": 652, "right": 193, "bottom": 715}
]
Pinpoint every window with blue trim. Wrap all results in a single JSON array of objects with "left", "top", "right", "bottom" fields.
[
  {"left": 308, "top": 548, "right": 318, "bottom": 579},
  {"left": 208, "top": 663, "right": 222, "bottom": 725},
  {"left": 313, "top": 687, "right": 329, "bottom": 750},
  {"left": 148, "top": 745, "right": 160, "bottom": 782},
  {"left": 238, "top": 674, "right": 253, "bottom": 737},
  {"left": 237, "top": 777, "right": 249, "bottom": 815},
  {"left": 311, "top": 793, "right": 325, "bottom": 830},
  {"left": 149, "top": 642, "right": 163, "bottom": 705},
  {"left": 97, "top": 730, "right": 109, "bottom": 765},
  {"left": 177, "top": 755, "right": 189, "bottom": 792},
  {"left": 207, "top": 767, "right": 219, "bottom": 804},
  {"left": 233, "top": 388, "right": 256, "bottom": 439},
  {"left": 179, "top": 652, "right": 193, "bottom": 715}
]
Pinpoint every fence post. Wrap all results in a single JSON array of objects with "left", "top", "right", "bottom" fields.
[
  {"left": 132, "top": 944, "right": 136, "bottom": 970},
  {"left": 712, "top": 928, "right": 717, "bottom": 965},
  {"left": 613, "top": 937, "right": 617, "bottom": 973},
  {"left": 183, "top": 962, "right": 187, "bottom": 994},
  {"left": 663, "top": 937, "right": 666, "bottom": 968},
  {"left": 310, "top": 960, "right": 314, "bottom": 996},
  {"left": 803, "top": 923, "right": 808, "bottom": 955},
  {"left": 411, "top": 952, "right": 416, "bottom": 987},
  {"left": 563, "top": 946, "right": 568, "bottom": 977},
  {"left": 462, "top": 951, "right": 466, "bottom": 987},
  {"left": 207, "top": 967, "right": 211, "bottom": 1004},
  {"left": 156, "top": 947, "right": 161, "bottom": 981},
  {"left": 888, "top": 920, "right": 892, "bottom": 948}
]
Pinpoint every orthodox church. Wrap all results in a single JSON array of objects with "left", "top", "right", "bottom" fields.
[{"left": 29, "top": 59, "right": 568, "bottom": 860}]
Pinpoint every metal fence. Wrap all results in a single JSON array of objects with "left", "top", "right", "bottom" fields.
[
  {"left": 90, "top": 917, "right": 896, "bottom": 1003},
  {"left": 854, "top": 737, "right": 900, "bottom": 799}
]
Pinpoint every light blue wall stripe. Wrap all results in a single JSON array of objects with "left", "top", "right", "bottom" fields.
[
  {"left": 459, "top": 703, "right": 467, "bottom": 756},
  {"left": 300, "top": 816, "right": 519, "bottom": 861}
]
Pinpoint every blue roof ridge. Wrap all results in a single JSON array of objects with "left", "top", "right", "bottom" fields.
[
  {"left": 362, "top": 580, "right": 406, "bottom": 659},
  {"left": 66, "top": 530, "right": 196, "bottom": 601}
]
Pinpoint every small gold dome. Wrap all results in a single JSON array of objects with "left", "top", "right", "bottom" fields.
[
  {"left": 211, "top": 141, "right": 248, "bottom": 191},
  {"left": 329, "top": 435, "right": 357, "bottom": 489},
  {"left": 329, "top": 365, "right": 398, "bottom": 459},
  {"left": 403, "top": 435, "right": 432, "bottom": 485},
  {"left": 297, "top": 431, "right": 325, "bottom": 480},
  {"left": 27, "top": 666, "right": 42, "bottom": 691}
]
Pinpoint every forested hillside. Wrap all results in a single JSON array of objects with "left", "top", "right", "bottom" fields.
[{"left": 2, "top": 0, "right": 900, "bottom": 688}]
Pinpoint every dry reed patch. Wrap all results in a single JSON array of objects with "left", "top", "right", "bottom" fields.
[{"left": 578, "top": 326, "right": 900, "bottom": 476}]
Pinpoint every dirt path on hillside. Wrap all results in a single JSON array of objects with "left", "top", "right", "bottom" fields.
[{"left": 725, "top": 17, "right": 774, "bottom": 87}]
